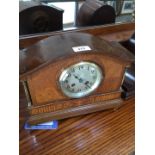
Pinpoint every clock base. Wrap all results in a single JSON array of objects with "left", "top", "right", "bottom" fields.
[{"left": 27, "top": 98, "right": 123, "bottom": 125}]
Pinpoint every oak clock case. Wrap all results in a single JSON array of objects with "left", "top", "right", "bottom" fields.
[{"left": 20, "top": 32, "right": 134, "bottom": 125}]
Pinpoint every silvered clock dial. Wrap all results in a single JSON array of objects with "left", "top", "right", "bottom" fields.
[{"left": 59, "top": 61, "right": 103, "bottom": 98}]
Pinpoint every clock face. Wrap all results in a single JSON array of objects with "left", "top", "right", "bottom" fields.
[{"left": 59, "top": 61, "right": 103, "bottom": 98}]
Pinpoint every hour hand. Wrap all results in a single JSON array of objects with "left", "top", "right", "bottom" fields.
[
  {"left": 73, "top": 74, "right": 79, "bottom": 79},
  {"left": 73, "top": 74, "right": 83, "bottom": 83}
]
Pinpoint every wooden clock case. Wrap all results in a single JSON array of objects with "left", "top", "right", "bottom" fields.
[{"left": 20, "top": 32, "right": 134, "bottom": 125}]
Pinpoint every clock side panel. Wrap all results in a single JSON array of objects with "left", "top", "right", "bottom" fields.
[{"left": 27, "top": 54, "right": 125, "bottom": 106}]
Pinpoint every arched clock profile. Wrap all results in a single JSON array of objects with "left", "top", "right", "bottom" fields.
[{"left": 20, "top": 32, "right": 134, "bottom": 125}]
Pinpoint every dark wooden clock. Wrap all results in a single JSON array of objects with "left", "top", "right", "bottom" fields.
[{"left": 20, "top": 32, "right": 134, "bottom": 125}]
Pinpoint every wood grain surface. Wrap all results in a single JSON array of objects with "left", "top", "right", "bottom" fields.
[
  {"left": 20, "top": 23, "right": 135, "bottom": 154},
  {"left": 20, "top": 31, "right": 134, "bottom": 125},
  {"left": 20, "top": 84, "right": 135, "bottom": 155}
]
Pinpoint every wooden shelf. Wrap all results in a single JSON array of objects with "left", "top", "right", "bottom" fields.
[{"left": 20, "top": 84, "right": 134, "bottom": 155}]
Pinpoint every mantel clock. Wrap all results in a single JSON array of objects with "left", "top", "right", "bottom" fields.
[{"left": 20, "top": 32, "right": 134, "bottom": 125}]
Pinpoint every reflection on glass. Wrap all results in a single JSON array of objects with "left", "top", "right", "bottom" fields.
[{"left": 19, "top": 0, "right": 135, "bottom": 35}]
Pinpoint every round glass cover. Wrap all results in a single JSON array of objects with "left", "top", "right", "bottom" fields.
[{"left": 59, "top": 61, "right": 103, "bottom": 98}]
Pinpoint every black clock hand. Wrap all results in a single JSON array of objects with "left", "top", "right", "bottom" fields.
[
  {"left": 74, "top": 75, "right": 91, "bottom": 86},
  {"left": 73, "top": 74, "right": 83, "bottom": 83},
  {"left": 73, "top": 74, "right": 79, "bottom": 79}
]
